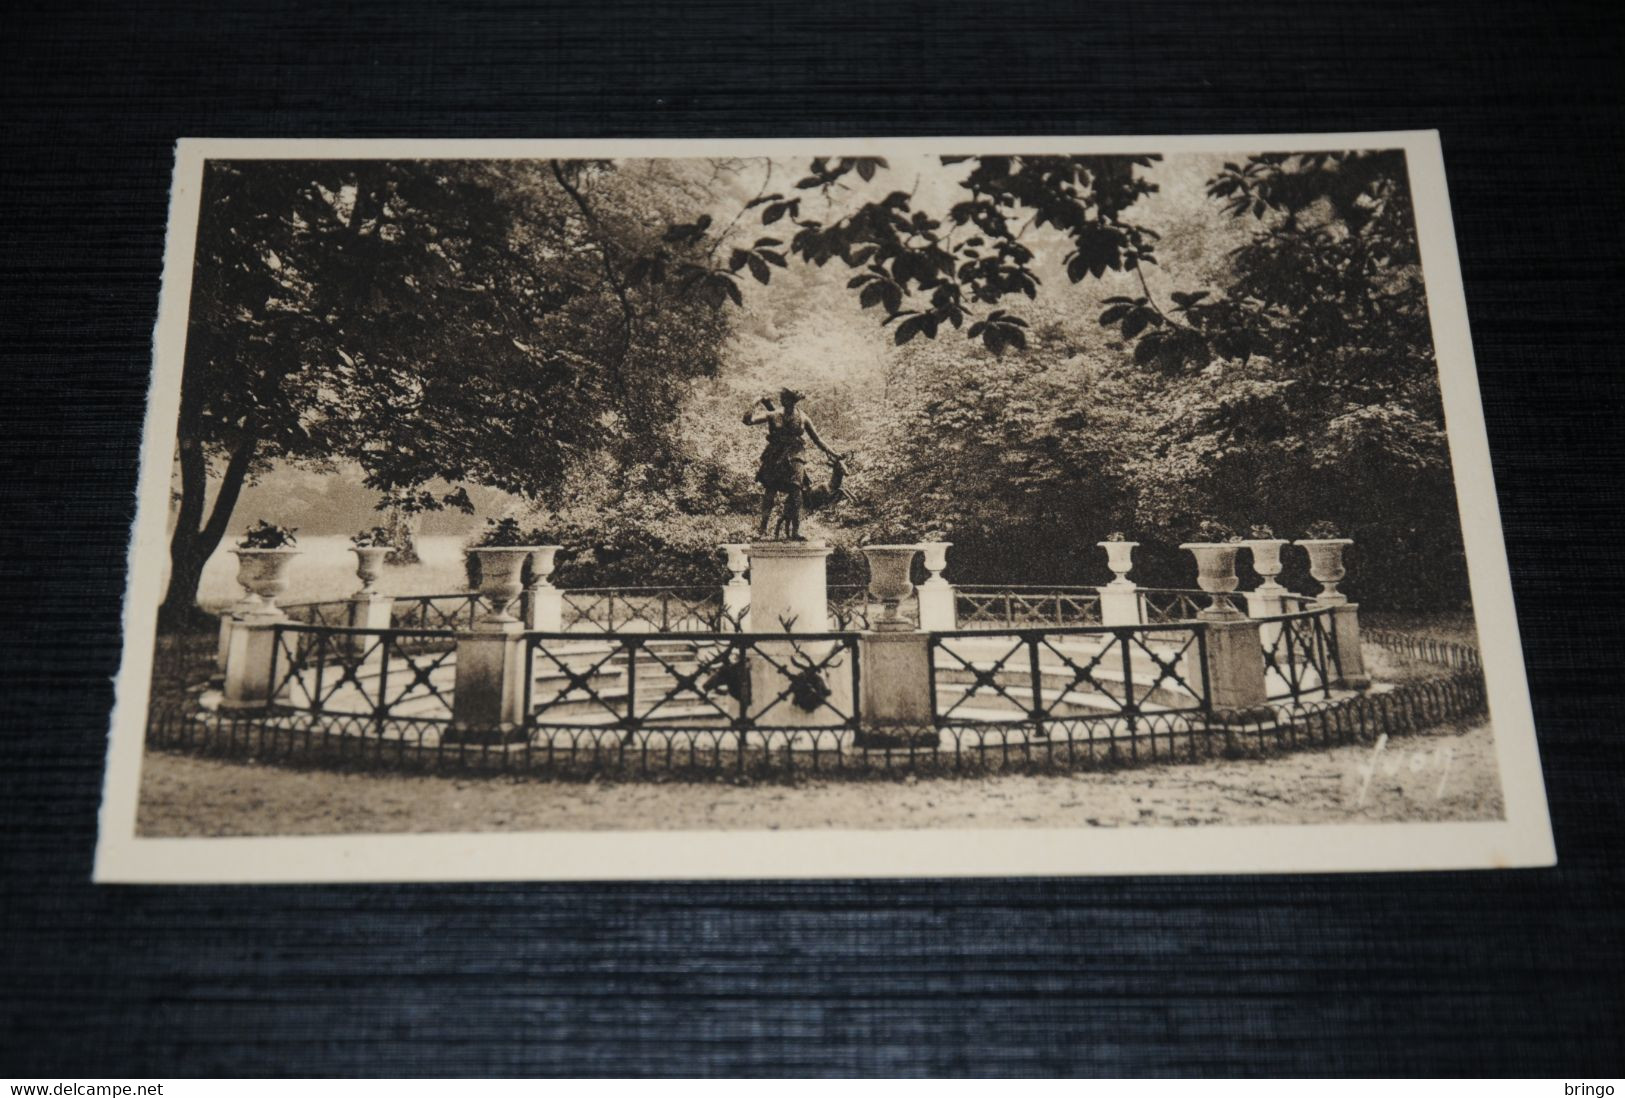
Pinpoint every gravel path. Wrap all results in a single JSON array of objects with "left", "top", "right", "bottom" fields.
[{"left": 136, "top": 720, "right": 1501, "bottom": 837}]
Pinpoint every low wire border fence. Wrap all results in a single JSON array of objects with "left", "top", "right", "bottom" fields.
[{"left": 1364, "top": 628, "right": 1481, "bottom": 672}]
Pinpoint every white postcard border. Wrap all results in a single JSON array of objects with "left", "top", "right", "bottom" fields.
[{"left": 94, "top": 131, "right": 1555, "bottom": 883}]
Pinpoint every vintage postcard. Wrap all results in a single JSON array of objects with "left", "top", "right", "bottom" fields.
[{"left": 94, "top": 132, "right": 1553, "bottom": 881}]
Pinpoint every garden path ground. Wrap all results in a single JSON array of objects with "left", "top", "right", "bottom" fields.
[{"left": 136, "top": 720, "right": 1500, "bottom": 837}]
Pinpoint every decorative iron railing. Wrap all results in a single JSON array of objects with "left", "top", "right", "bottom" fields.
[
  {"left": 560, "top": 587, "right": 725, "bottom": 633},
  {"left": 266, "top": 622, "right": 459, "bottom": 727},
  {"left": 826, "top": 584, "right": 918, "bottom": 631},
  {"left": 389, "top": 594, "right": 486, "bottom": 633},
  {"left": 153, "top": 581, "right": 1493, "bottom": 778},
  {"left": 1138, "top": 588, "right": 1212, "bottom": 624},
  {"left": 523, "top": 630, "right": 861, "bottom": 737},
  {"left": 283, "top": 599, "right": 354, "bottom": 628},
  {"left": 954, "top": 585, "right": 1103, "bottom": 629},
  {"left": 1259, "top": 607, "right": 1342, "bottom": 701},
  {"left": 148, "top": 662, "right": 1486, "bottom": 778},
  {"left": 929, "top": 622, "right": 1209, "bottom": 730}
]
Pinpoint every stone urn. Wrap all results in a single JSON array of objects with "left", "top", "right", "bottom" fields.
[
  {"left": 861, "top": 545, "right": 921, "bottom": 632},
  {"left": 1295, "top": 538, "right": 1354, "bottom": 605},
  {"left": 525, "top": 546, "right": 562, "bottom": 590},
  {"left": 231, "top": 548, "right": 300, "bottom": 619},
  {"left": 719, "top": 542, "right": 750, "bottom": 586},
  {"left": 1098, "top": 540, "right": 1139, "bottom": 587},
  {"left": 1179, "top": 542, "right": 1243, "bottom": 619},
  {"left": 467, "top": 546, "right": 532, "bottom": 624},
  {"left": 1241, "top": 538, "right": 1289, "bottom": 593},
  {"left": 917, "top": 541, "right": 952, "bottom": 587},
  {"left": 349, "top": 545, "right": 390, "bottom": 597}
]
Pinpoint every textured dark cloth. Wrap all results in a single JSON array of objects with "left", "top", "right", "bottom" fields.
[{"left": 3, "top": 0, "right": 1623, "bottom": 1078}]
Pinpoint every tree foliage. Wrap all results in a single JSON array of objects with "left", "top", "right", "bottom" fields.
[{"left": 163, "top": 158, "right": 730, "bottom": 622}]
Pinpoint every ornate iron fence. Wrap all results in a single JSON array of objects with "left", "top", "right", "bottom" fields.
[
  {"left": 266, "top": 622, "right": 459, "bottom": 728},
  {"left": 953, "top": 585, "right": 1103, "bottom": 629},
  {"left": 390, "top": 594, "right": 485, "bottom": 633},
  {"left": 146, "top": 665, "right": 1486, "bottom": 780},
  {"left": 283, "top": 599, "right": 355, "bottom": 628},
  {"left": 145, "top": 595, "right": 1490, "bottom": 780},
  {"left": 523, "top": 629, "right": 861, "bottom": 735},
  {"left": 826, "top": 584, "right": 918, "bottom": 631},
  {"left": 560, "top": 587, "right": 725, "bottom": 633},
  {"left": 1139, "top": 588, "right": 1211, "bottom": 624},
  {"left": 929, "top": 622, "right": 1209, "bottom": 729},
  {"left": 1259, "top": 607, "right": 1343, "bottom": 702}
]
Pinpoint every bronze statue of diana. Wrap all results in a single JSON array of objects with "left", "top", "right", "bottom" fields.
[{"left": 744, "top": 388, "right": 847, "bottom": 540}]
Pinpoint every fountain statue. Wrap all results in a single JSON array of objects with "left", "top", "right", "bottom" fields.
[{"left": 744, "top": 388, "right": 848, "bottom": 540}]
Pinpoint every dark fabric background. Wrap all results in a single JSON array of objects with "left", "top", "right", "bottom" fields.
[{"left": 3, "top": 0, "right": 1622, "bottom": 1078}]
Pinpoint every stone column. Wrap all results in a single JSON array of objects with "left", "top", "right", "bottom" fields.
[
  {"left": 1328, "top": 602, "right": 1370, "bottom": 690},
  {"left": 857, "top": 631, "right": 935, "bottom": 747},
  {"left": 745, "top": 540, "right": 851, "bottom": 727},
  {"left": 448, "top": 619, "right": 527, "bottom": 743},
  {"left": 1186, "top": 617, "right": 1272, "bottom": 720}
]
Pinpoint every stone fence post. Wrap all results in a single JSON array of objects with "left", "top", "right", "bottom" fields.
[
  {"left": 449, "top": 618, "right": 527, "bottom": 743},
  {"left": 1293, "top": 538, "right": 1369, "bottom": 691},
  {"left": 1096, "top": 539, "right": 1142, "bottom": 626},
  {"left": 1327, "top": 603, "right": 1369, "bottom": 690},
  {"left": 1184, "top": 616, "right": 1272, "bottom": 721},
  {"left": 857, "top": 630, "right": 934, "bottom": 747},
  {"left": 915, "top": 541, "right": 956, "bottom": 631},
  {"left": 221, "top": 608, "right": 284, "bottom": 710}
]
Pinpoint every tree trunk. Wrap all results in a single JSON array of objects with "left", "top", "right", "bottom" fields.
[
  {"left": 157, "top": 436, "right": 258, "bottom": 630},
  {"left": 384, "top": 505, "right": 421, "bottom": 565}
]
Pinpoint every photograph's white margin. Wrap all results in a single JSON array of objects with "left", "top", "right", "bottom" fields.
[{"left": 93, "top": 130, "right": 1555, "bottom": 883}]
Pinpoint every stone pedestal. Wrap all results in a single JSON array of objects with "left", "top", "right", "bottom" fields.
[
  {"left": 1188, "top": 617, "right": 1271, "bottom": 719},
  {"left": 719, "top": 542, "right": 752, "bottom": 630},
  {"left": 1098, "top": 583, "right": 1142, "bottom": 627},
  {"left": 857, "top": 631, "right": 935, "bottom": 746},
  {"left": 221, "top": 615, "right": 282, "bottom": 710},
  {"left": 448, "top": 621, "right": 527, "bottom": 743},
  {"left": 345, "top": 593, "right": 394, "bottom": 663},
  {"left": 1244, "top": 585, "right": 1286, "bottom": 650},
  {"left": 747, "top": 540, "right": 830, "bottom": 634},
  {"left": 1329, "top": 602, "right": 1370, "bottom": 690},
  {"left": 916, "top": 581, "right": 955, "bottom": 631},
  {"left": 722, "top": 580, "right": 751, "bottom": 631},
  {"left": 523, "top": 586, "right": 564, "bottom": 632},
  {"left": 745, "top": 540, "right": 850, "bottom": 726}
]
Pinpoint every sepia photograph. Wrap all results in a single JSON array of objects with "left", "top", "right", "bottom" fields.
[{"left": 94, "top": 133, "right": 1552, "bottom": 881}]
